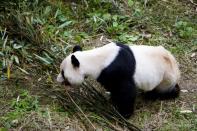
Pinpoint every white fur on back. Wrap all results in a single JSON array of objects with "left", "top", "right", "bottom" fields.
[
  {"left": 75, "top": 42, "right": 120, "bottom": 79},
  {"left": 130, "top": 45, "right": 180, "bottom": 91}
]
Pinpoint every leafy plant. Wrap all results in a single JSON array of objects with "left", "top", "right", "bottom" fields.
[
  {"left": 175, "top": 21, "right": 196, "bottom": 39},
  {"left": 34, "top": 52, "right": 54, "bottom": 66},
  {"left": 118, "top": 33, "right": 139, "bottom": 43},
  {"left": 11, "top": 91, "right": 39, "bottom": 111},
  {"left": 106, "top": 19, "right": 127, "bottom": 35},
  {"left": 0, "top": 29, "right": 31, "bottom": 79},
  {"left": 1, "top": 91, "right": 38, "bottom": 128}
]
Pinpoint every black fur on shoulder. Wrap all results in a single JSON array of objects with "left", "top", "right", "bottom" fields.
[
  {"left": 115, "top": 42, "right": 132, "bottom": 53},
  {"left": 97, "top": 42, "right": 136, "bottom": 118},
  {"left": 143, "top": 84, "right": 180, "bottom": 100}
]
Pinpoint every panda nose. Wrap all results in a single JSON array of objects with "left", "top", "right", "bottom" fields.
[{"left": 62, "top": 79, "right": 71, "bottom": 86}]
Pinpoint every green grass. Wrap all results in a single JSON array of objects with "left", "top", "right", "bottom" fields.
[
  {"left": 0, "top": 0, "right": 197, "bottom": 130},
  {"left": 0, "top": 90, "right": 38, "bottom": 128}
]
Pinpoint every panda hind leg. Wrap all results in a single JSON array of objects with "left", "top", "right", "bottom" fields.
[{"left": 143, "top": 84, "right": 180, "bottom": 100}]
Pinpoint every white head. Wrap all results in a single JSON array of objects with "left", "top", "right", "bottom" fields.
[{"left": 56, "top": 45, "right": 85, "bottom": 85}]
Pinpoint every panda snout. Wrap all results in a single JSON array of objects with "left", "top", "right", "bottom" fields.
[
  {"left": 57, "top": 73, "right": 71, "bottom": 86},
  {"left": 62, "top": 79, "right": 71, "bottom": 86},
  {"left": 57, "top": 74, "right": 64, "bottom": 83}
]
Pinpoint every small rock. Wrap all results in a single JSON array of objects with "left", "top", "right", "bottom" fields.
[
  {"left": 192, "top": 105, "right": 195, "bottom": 111},
  {"left": 11, "top": 119, "right": 19, "bottom": 125},
  {"left": 180, "top": 110, "right": 192, "bottom": 113},
  {"left": 50, "top": 95, "right": 57, "bottom": 99},
  {"left": 38, "top": 77, "right": 42, "bottom": 81},
  {"left": 100, "top": 35, "right": 103, "bottom": 42},
  {"left": 17, "top": 96, "right": 20, "bottom": 102},
  {"left": 191, "top": 53, "right": 196, "bottom": 58},
  {"left": 181, "top": 89, "right": 188, "bottom": 93},
  {"left": 65, "top": 126, "right": 70, "bottom": 130},
  {"left": 142, "top": 33, "right": 152, "bottom": 39},
  {"left": 105, "top": 91, "right": 111, "bottom": 95}
]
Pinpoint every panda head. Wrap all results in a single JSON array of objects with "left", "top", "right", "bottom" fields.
[{"left": 56, "top": 45, "right": 84, "bottom": 85}]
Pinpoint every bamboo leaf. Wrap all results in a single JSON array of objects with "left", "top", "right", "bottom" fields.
[
  {"left": 44, "top": 6, "right": 51, "bottom": 16},
  {"left": 0, "top": 51, "right": 4, "bottom": 56},
  {"left": 54, "top": 9, "right": 60, "bottom": 18},
  {"left": 14, "top": 55, "right": 19, "bottom": 64},
  {"left": 34, "top": 54, "right": 51, "bottom": 65},
  {"left": 58, "top": 21, "right": 72, "bottom": 29},
  {"left": 13, "top": 44, "right": 23, "bottom": 49},
  {"left": 16, "top": 66, "right": 29, "bottom": 75},
  {"left": 3, "top": 35, "right": 8, "bottom": 49}
]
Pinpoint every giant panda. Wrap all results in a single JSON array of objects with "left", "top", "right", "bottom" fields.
[{"left": 57, "top": 42, "right": 180, "bottom": 118}]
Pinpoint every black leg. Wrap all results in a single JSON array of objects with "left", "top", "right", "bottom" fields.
[{"left": 111, "top": 81, "right": 136, "bottom": 119}]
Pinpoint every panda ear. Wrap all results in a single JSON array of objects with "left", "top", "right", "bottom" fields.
[
  {"left": 71, "top": 55, "right": 80, "bottom": 68},
  {"left": 73, "top": 45, "right": 82, "bottom": 53}
]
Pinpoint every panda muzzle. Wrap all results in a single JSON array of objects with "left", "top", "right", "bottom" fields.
[
  {"left": 61, "top": 70, "right": 71, "bottom": 86},
  {"left": 62, "top": 79, "right": 71, "bottom": 86}
]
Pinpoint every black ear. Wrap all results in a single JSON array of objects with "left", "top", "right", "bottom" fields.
[
  {"left": 71, "top": 55, "right": 80, "bottom": 68},
  {"left": 73, "top": 45, "right": 82, "bottom": 53}
]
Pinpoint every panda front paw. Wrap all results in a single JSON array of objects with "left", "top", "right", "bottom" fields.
[{"left": 113, "top": 102, "right": 134, "bottom": 119}]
